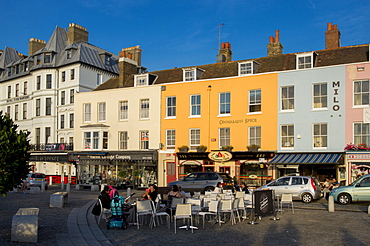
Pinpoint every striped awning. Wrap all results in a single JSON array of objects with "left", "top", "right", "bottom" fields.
[{"left": 269, "top": 153, "right": 343, "bottom": 164}]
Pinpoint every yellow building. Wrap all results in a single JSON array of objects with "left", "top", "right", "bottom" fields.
[{"left": 157, "top": 60, "right": 278, "bottom": 187}]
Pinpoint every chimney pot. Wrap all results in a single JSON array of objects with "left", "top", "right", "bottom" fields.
[{"left": 275, "top": 30, "right": 280, "bottom": 43}]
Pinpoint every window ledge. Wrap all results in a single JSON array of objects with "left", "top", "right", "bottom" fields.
[
  {"left": 188, "top": 115, "right": 201, "bottom": 118},
  {"left": 164, "top": 116, "right": 176, "bottom": 120},
  {"left": 311, "top": 108, "right": 328, "bottom": 111},
  {"left": 247, "top": 112, "right": 262, "bottom": 115},
  {"left": 280, "top": 110, "right": 295, "bottom": 113},
  {"left": 217, "top": 114, "right": 231, "bottom": 117}
]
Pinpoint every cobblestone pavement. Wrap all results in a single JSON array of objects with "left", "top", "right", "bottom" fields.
[{"left": 1, "top": 186, "right": 370, "bottom": 246}]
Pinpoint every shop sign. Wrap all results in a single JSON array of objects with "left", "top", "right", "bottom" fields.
[
  {"left": 208, "top": 151, "right": 232, "bottom": 162},
  {"left": 348, "top": 154, "right": 370, "bottom": 160},
  {"left": 180, "top": 160, "right": 202, "bottom": 165}
]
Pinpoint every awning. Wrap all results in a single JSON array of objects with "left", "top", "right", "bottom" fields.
[{"left": 269, "top": 153, "right": 343, "bottom": 164}]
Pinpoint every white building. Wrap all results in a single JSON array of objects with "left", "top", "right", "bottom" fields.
[{"left": 0, "top": 23, "right": 119, "bottom": 183}]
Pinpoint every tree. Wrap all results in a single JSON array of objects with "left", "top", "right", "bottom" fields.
[{"left": 0, "top": 111, "right": 31, "bottom": 196}]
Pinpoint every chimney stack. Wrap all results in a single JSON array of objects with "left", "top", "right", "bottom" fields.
[
  {"left": 68, "top": 23, "right": 89, "bottom": 45},
  {"left": 216, "top": 42, "right": 232, "bottom": 63},
  {"left": 325, "top": 22, "right": 340, "bottom": 49},
  {"left": 267, "top": 30, "right": 283, "bottom": 56},
  {"left": 119, "top": 45, "right": 142, "bottom": 66},
  {"left": 28, "top": 38, "right": 46, "bottom": 56}
]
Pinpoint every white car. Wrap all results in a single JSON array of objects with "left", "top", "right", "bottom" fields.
[{"left": 257, "top": 176, "right": 321, "bottom": 203}]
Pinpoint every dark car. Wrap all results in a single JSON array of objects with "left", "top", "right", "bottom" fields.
[{"left": 168, "top": 172, "right": 234, "bottom": 193}]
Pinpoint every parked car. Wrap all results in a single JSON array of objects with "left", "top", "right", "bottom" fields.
[
  {"left": 257, "top": 176, "right": 321, "bottom": 203},
  {"left": 168, "top": 172, "right": 234, "bottom": 193},
  {"left": 27, "top": 172, "right": 48, "bottom": 190},
  {"left": 330, "top": 174, "right": 370, "bottom": 205}
]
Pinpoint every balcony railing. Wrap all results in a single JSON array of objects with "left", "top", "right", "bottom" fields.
[{"left": 30, "top": 143, "right": 74, "bottom": 152}]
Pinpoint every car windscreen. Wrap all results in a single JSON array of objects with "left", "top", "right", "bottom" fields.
[
  {"left": 31, "top": 173, "right": 45, "bottom": 178},
  {"left": 219, "top": 173, "right": 232, "bottom": 181}
]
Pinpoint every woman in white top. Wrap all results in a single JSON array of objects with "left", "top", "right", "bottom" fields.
[{"left": 213, "top": 182, "right": 223, "bottom": 193}]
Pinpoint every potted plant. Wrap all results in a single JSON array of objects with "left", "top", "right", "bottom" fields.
[
  {"left": 196, "top": 145, "right": 207, "bottom": 152},
  {"left": 247, "top": 144, "right": 260, "bottom": 152},
  {"left": 222, "top": 145, "right": 234, "bottom": 152},
  {"left": 178, "top": 145, "right": 189, "bottom": 153}
]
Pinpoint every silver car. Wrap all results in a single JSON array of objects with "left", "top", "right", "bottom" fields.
[
  {"left": 168, "top": 172, "right": 234, "bottom": 193},
  {"left": 257, "top": 176, "right": 321, "bottom": 203},
  {"left": 27, "top": 172, "right": 48, "bottom": 190}
]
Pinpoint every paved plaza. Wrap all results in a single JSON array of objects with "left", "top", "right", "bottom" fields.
[{"left": 1, "top": 185, "right": 370, "bottom": 246}]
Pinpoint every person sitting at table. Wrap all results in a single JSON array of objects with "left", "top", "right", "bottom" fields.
[
  {"left": 240, "top": 182, "right": 250, "bottom": 194},
  {"left": 141, "top": 184, "right": 159, "bottom": 202},
  {"left": 99, "top": 186, "right": 112, "bottom": 209},
  {"left": 108, "top": 185, "right": 119, "bottom": 199},
  {"left": 167, "top": 185, "right": 185, "bottom": 200},
  {"left": 213, "top": 182, "right": 223, "bottom": 193}
]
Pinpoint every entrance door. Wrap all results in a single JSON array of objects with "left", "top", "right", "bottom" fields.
[
  {"left": 220, "top": 166, "right": 230, "bottom": 174},
  {"left": 166, "top": 162, "right": 176, "bottom": 184}
]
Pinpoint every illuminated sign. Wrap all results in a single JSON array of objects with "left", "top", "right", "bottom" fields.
[{"left": 208, "top": 151, "right": 232, "bottom": 162}]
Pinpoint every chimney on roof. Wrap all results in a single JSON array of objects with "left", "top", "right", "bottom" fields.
[
  {"left": 216, "top": 42, "right": 232, "bottom": 63},
  {"left": 119, "top": 45, "right": 142, "bottom": 66},
  {"left": 68, "top": 23, "right": 89, "bottom": 45},
  {"left": 118, "top": 48, "right": 139, "bottom": 87},
  {"left": 28, "top": 38, "right": 46, "bottom": 56},
  {"left": 267, "top": 30, "right": 283, "bottom": 56},
  {"left": 325, "top": 22, "right": 341, "bottom": 49}
]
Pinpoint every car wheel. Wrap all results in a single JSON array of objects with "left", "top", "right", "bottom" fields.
[
  {"left": 338, "top": 193, "right": 351, "bottom": 205},
  {"left": 301, "top": 193, "right": 313, "bottom": 203},
  {"left": 204, "top": 186, "right": 214, "bottom": 192}
]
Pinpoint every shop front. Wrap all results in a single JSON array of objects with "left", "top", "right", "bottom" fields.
[
  {"left": 269, "top": 152, "right": 344, "bottom": 183},
  {"left": 346, "top": 151, "right": 370, "bottom": 185},
  {"left": 175, "top": 151, "right": 275, "bottom": 187},
  {"left": 69, "top": 150, "right": 158, "bottom": 189}
]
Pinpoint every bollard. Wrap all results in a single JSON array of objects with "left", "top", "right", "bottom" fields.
[
  {"left": 127, "top": 187, "right": 131, "bottom": 198},
  {"left": 61, "top": 181, "right": 64, "bottom": 190},
  {"left": 100, "top": 184, "right": 106, "bottom": 192},
  {"left": 66, "top": 183, "right": 71, "bottom": 193},
  {"left": 41, "top": 180, "right": 45, "bottom": 193},
  {"left": 49, "top": 177, "right": 53, "bottom": 186},
  {"left": 328, "top": 195, "right": 335, "bottom": 212},
  {"left": 368, "top": 205, "right": 370, "bottom": 214}
]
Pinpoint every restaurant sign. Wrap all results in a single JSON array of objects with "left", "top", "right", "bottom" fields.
[{"left": 208, "top": 151, "right": 232, "bottom": 162}]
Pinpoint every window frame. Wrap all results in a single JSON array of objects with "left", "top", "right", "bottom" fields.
[
  {"left": 248, "top": 126, "right": 261, "bottom": 147},
  {"left": 140, "top": 99, "right": 150, "bottom": 119},
  {"left": 36, "top": 99, "right": 41, "bottom": 116},
  {"left": 183, "top": 68, "right": 195, "bottom": 81},
  {"left": 219, "top": 127, "right": 230, "bottom": 149},
  {"left": 189, "top": 128, "right": 200, "bottom": 150},
  {"left": 354, "top": 122, "right": 370, "bottom": 146},
  {"left": 98, "top": 102, "right": 106, "bottom": 122},
  {"left": 14, "top": 104, "right": 18, "bottom": 121},
  {"left": 313, "top": 123, "right": 328, "bottom": 148},
  {"left": 313, "top": 83, "right": 328, "bottom": 109},
  {"left": 166, "top": 129, "right": 176, "bottom": 150},
  {"left": 69, "top": 113, "right": 74, "bottom": 128},
  {"left": 45, "top": 98, "right": 51, "bottom": 115},
  {"left": 61, "top": 91, "right": 66, "bottom": 105},
  {"left": 119, "top": 131, "right": 128, "bottom": 150},
  {"left": 119, "top": 101, "right": 128, "bottom": 120},
  {"left": 23, "top": 81, "right": 27, "bottom": 95},
  {"left": 36, "top": 76, "right": 41, "bottom": 90},
  {"left": 60, "top": 114, "right": 65, "bottom": 129},
  {"left": 354, "top": 80, "right": 370, "bottom": 106},
  {"left": 249, "top": 89, "right": 261, "bottom": 114},
  {"left": 296, "top": 52, "right": 313, "bottom": 69},
  {"left": 46, "top": 74, "right": 52, "bottom": 89},
  {"left": 70, "top": 89, "right": 74, "bottom": 104},
  {"left": 281, "top": 124, "right": 294, "bottom": 148},
  {"left": 219, "top": 92, "right": 231, "bottom": 116},
  {"left": 281, "top": 86, "right": 294, "bottom": 111},
  {"left": 134, "top": 74, "right": 148, "bottom": 87},
  {"left": 190, "top": 94, "right": 201, "bottom": 117},
  {"left": 166, "top": 96, "right": 176, "bottom": 118},
  {"left": 84, "top": 103, "right": 91, "bottom": 122},
  {"left": 140, "top": 130, "right": 149, "bottom": 150},
  {"left": 71, "top": 69, "right": 75, "bottom": 80},
  {"left": 23, "top": 102, "right": 27, "bottom": 120}
]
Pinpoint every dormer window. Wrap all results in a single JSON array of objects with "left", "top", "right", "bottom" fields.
[
  {"left": 135, "top": 74, "right": 148, "bottom": 87},
  {"left": 44, "top": 53, "right": 51, "bottom": 63},
  {"left": 67, "top": 50, "right": 72, "bottom": 59},
  {"left": 7, "top": 67, "right": 11, "bottom": 76},
  {"left": 239, "top": 61, "right": 259, "bottom": 76},
  {"left": 105, "top": 55, "right": 110, "bottom": 66},
  {"left": 183, "top": 68, "right": 204, "bottom": 82},
  {"left": 297, "top": 52, "right": 314, "bottom": 69},
  {"left": 15, "top": 65, "right": 20, "bottom": 74},
  {"left": 24, "top": 62, "right": 29, "bottom": 72},
  {"left": 36, "top": 55, "right": 41, "bottom": 65}
]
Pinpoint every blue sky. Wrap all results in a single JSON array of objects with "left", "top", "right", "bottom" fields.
[{"left": 1, "top": 0, "right": 369, "bottom": 72}]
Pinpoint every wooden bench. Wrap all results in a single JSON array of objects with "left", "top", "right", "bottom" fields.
[
  {"left": 11, "top": 208, "right": 39, "bottom": 243},
  {"left": 50, "top": 192, "right": 69, "bottom": 208}
]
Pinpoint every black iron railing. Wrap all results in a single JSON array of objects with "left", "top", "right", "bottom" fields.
[{"left": 29, "top": 143, "right": 74, "bottom": 152}]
